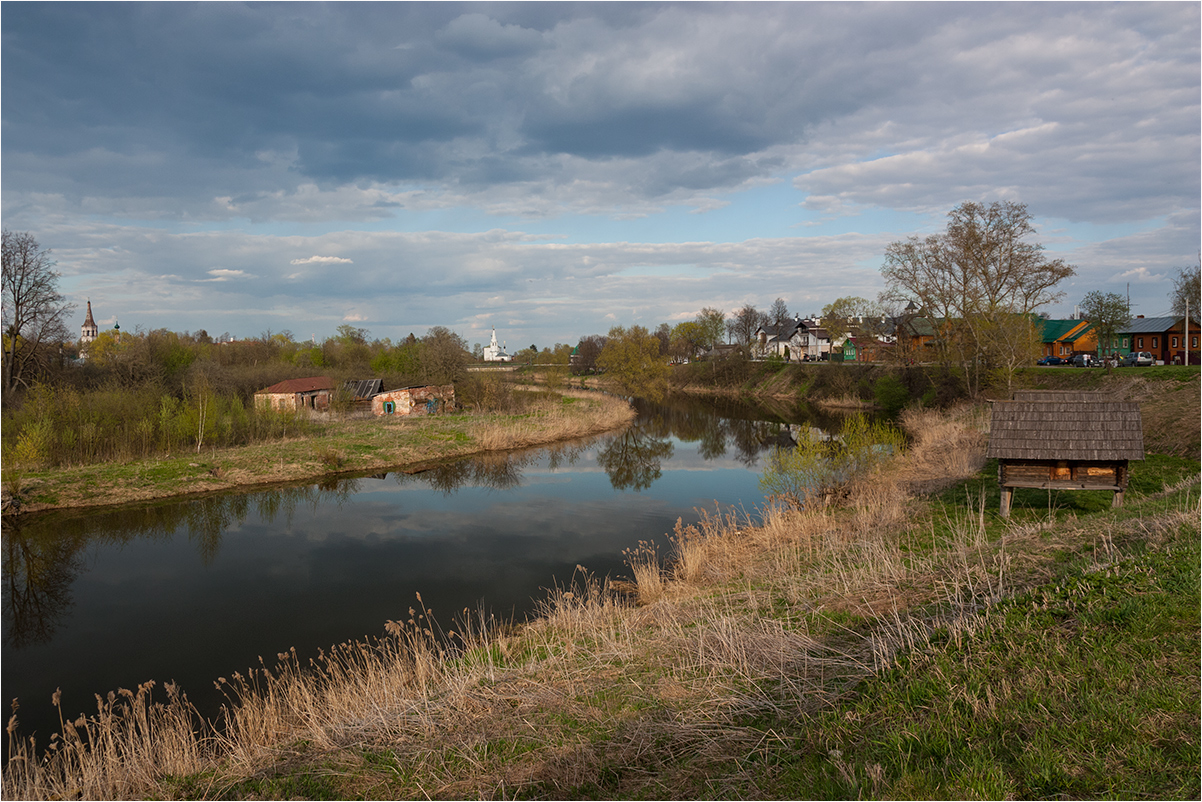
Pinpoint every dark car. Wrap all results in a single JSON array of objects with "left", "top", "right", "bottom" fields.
[
  {"left": 1037, "top": 356, "right": 1065, "bottom": 366},
  {"left": 1069, "top": 353, "right": 1097, "bottom": 367}
]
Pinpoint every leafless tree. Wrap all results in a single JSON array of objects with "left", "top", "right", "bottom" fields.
[
  {"left": 572, "top": 334, "right": 607, "bottom": 374},
  {"left": 2, "top": 231, "right": 74, "bottom": 392},
  {"left": 726, "top": 304, "right": 768, "bottom": 347},
  {"left": 1169, "top": 260, "right": 1200, "bottom": 318},
  {"left": 880, "top": 201, "right": 1075, "bottom": 395},
  {"left": 768, "top": 297, "right": 791, "bottom": 329}
]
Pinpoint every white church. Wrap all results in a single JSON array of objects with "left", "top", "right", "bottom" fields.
[{"left": 482, "top": 327, "right": 512, "bottom": 362}]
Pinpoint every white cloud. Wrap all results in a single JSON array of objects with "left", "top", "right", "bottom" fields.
[
  {"left": 205, "top": 268, "right": 250, "bottom": 281},
  {"left": 290, "top": 255, "right": 354, "bottom": 265}
]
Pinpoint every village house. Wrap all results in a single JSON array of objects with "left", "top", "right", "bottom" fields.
[
  {"left": 754, "top": 317, "right": 804, "bottom": 360},
  {"left": 1116, "top": 315, "right": 1200, "bottom": 365},
  {"left": 1039, "top": 319, "right": 1096, "bottom": 360},
  {"left": 371, "top": 384, "right": 456, "bottom": 416},
  {"left": 254, "top": 377, "right": 334, "bottom": 412}
]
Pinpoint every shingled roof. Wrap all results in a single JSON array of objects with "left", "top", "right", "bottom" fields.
[{"left": 986, "top": 390, "right": 1144, "bottom": 462}]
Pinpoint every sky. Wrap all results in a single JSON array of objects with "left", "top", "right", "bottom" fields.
[{"left": 2, "top": 2, "right": 1198, "bottom": 351}]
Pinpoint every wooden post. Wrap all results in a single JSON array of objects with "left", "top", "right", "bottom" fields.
[
  {"left": 1112, "top": 489, "right": 1124, "bottom": 508},
  {"left": 999, "top": 486, "right": 1013, "bottom": 518}
]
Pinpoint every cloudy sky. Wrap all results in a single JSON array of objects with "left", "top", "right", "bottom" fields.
[{"left": 2, "top": 2, "right": 1198, "bottom": 350}]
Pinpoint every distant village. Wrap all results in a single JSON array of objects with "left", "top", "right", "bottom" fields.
[{"left": 72, "top": 291, "right": 1200, "bottom": 419}]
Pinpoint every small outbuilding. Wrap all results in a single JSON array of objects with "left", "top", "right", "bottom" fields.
[
  {"left": 254, "top": 377, "right": 335, "bottom": 412},
  {"left": 985, "top": 390, "right": 1144, "bottom": 517},
  {"left": 371, "top": 384, "right": 456, "bottom": 417}
]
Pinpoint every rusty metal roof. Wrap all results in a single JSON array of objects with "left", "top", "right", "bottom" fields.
[
  {"left": 256, "top": 376, "right": 334, "bottom": 394},
  {"left": 985, "top": 390, "right": 1144, "bottom": 461}
]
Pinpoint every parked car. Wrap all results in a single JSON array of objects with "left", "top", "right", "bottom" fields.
[
  {"left": 1069, "top": 353, "right": 1097, "bottom": 367},
  {"left": 1037, "top": 356, "right": 1065, "bottom": 366},
  {"left": 1120, "top": 351, "right": 1154, "bottom": 367}
]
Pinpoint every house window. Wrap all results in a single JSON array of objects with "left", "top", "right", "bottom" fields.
[
  {"left": 1173, "top": 336, "right": 1179, "bottom": 348},
  {"left": 384, "top": 401, "right": 395, "bottom": 414},
  {"left": 1152, "top": 336, "right": 1158, "bottom": 348},
  {"left": 1137, "top": 337, "right": 1143, "bottom": 348},
  {"left": 1123, "top": 338, "right": 1128, "bottom": 348},
  {"left": 1194, "top": 336, "right": 1199, "bottom": 348}
]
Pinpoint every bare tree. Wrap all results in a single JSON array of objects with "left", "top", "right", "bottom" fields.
[
  {"left": 726, "top": 304, "right": 768, "bottom": 347},
  {"left": 653, "top": 322, "right": 671, "bottom": 355},
  {"left": 1169, "top": 261, "right": 1200, "bottom": 318},
  {"left": 768, "top": 297, "right": 791, "bottom": 329},
  {"left": 881, "top": 201, "right": 1076, "bottom": 395},
  {"left": 2, "top": 231, "right": 74, "bottom": 391},
  {"left": 572, "top": 334, "right": 607, "bottom": 374}
]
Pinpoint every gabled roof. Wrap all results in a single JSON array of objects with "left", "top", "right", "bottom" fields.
[
  {"left": 1039, "top": 319, "right": 1090, "bottom": 343},
  {"left": 986, "top": 391, "right": 1144, "bottom": 462},
  {"left": 899, "top": 316, "right": 937, "bottom": 338},
  {"left": 1119, "top": 316, "right": 1181, "bottom": 334},
  {"left": 256, "top": 376, "right": 334, "bottom": 394}
]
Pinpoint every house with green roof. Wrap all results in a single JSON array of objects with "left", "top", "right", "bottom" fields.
[{"left": 1039, "top": 319, "right": 1095, "bottom": 360}]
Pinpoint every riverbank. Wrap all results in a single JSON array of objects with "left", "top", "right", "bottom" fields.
[
  {"left": 1, "top": 388, "right": 635, "bottom": 516},
  {"left": 665, "top": 360, "right": 1201, "bottom": 457},
  {"left": 5, "top": 399, "right": 1197, "bottom": 799}
]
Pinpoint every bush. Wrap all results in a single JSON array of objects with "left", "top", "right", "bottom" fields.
[
  {"left": 759, "top": 413, "right": 904, "bottom": 508},
  {"left": 873, "top": 374, "right": 910, "bottom": 415}
]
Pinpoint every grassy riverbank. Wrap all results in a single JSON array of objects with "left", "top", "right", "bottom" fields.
[
  {"left": 1, "top": 388, "right": 635, "bottom": 515},
  {"left": 5, "top": 398, "right": 1197, "bottom": 799}
]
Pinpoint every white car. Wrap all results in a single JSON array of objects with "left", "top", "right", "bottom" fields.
[{"left": 1121, "top": 351, "right": 1154, "bottom": 367}]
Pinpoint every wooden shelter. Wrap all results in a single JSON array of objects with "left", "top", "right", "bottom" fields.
[{"left": 985, "top": 390, "right": 1144, "bottom": 517}]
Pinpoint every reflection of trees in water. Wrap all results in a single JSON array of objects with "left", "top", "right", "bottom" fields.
[
  {"left": 403, "top": 438, "right": 598, "bottom": 494},
  {"left": 597, "top": 421, "right": 675, "bottom": 491},
  {"left": 2, "top": 523, "right": 83, "bottom": 648},
  {"left": 630, "top": 394, "right": 848, "bottom": 468}
]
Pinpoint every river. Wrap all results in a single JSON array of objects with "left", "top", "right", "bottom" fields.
[{"left": 1, "top": 394, "right": 843, "bottom": 745}]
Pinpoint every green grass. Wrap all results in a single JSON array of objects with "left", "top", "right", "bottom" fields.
[{"left": 762, "top": 530, "right": 1200, "bottom": 800}]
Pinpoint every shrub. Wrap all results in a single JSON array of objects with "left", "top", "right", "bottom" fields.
[
  {"left": 873, "top": 374, "right": 910, "bottom": 415},
  {"left": 759, "top": 413, "right": 904, "bottom": 508}
]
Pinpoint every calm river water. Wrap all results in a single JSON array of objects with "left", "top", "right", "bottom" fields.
[{"left": 2, "top": 394, "right": 841, "bottom": 743}]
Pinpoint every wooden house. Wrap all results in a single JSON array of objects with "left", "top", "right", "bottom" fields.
[
  {"left": 1038, "top": 319, "right": 1095, "bottom": 360},
  {"left": 985, "top": 390, "right": 1144, "bottom": 517},
  {"left": 254, "top": 377, "right": 334, "bottom": 412},
  {"left": 1118, "top": 315, "right": 1201, "bottom": 365},
  {"left": 371, "top": 384, "right": 456, "bottom": 416}
]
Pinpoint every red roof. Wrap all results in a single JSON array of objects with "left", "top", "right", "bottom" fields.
[{"left": 256, "top": 377, "right": 334, "bottom": 394}]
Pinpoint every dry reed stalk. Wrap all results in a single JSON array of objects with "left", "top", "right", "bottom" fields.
[{"left": 813, "top": 394, "right": 875, "bottom": 411}]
